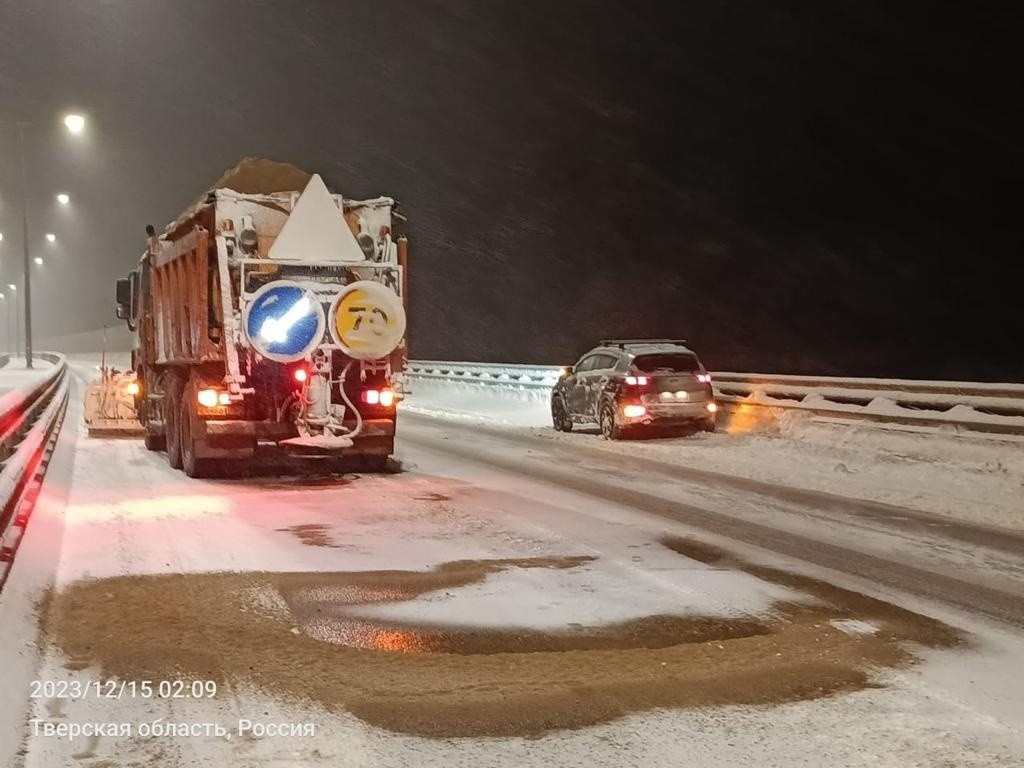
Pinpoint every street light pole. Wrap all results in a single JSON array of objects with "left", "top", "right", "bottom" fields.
[
  {"left": 6, "top": 113, "right": 83, "bottom": 366},
  {"left": 18, "top": 122, "right": 34, "bottom": 369},
  {"left": 8, "top": 286, "right": 20, "bottom": 356}
]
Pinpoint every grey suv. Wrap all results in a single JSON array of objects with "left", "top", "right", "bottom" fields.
[{"left": 550, "top": 340, "right": 717, "bottom": 439}]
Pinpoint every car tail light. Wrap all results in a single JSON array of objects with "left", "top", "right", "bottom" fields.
[
  {"left": 625, "top": 375, "right": 649, "bottom": 386},
  {"left": 622, "top": 404, "right": 647, "bottom": 418},
  {"left": 696, "top": 372, "right": 712, "bottom": 384},
  {"left": 197, "top": 389, "right": 219, "bottom": 408},
  {"left": 361, "top": 389, "right": 396, "bottom": 407},
  {"left": 293, "top": 368, "right": 308, "bottom": 383}
]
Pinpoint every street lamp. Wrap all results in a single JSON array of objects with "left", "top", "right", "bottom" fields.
[
  {"left": 57, "top": 193, "right": 70, "bottom": 205},
  {"left": 45, "top": 233, "right": 56, "bottom": 243},
  {"left": 12, "top": 111, "right": 85, "bottom": 368},
  {"left": 34, "top": 258, "right": 43, "bottom": 266},
  {"left": 63, "top": 114, "right": 86, "bottom": 135}
]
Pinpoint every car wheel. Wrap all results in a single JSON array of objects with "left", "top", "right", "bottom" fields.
[
  {"left": 551, "top": 397, "right": 573, "bottom": 432},
  {"left": 600, "top": 403, "right": 623, "bottom": 440}
]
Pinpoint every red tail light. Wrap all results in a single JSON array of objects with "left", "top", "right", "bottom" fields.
[
  {"left": 625, "top": 375, "right": 649, "bottom": 385},
  {"left": 696, "top": 372, "right": 712, "bottom": 384}
]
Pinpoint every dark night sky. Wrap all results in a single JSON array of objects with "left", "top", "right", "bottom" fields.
[{"left": 0, "top": 1, "right": 1020, "bottom": 379}]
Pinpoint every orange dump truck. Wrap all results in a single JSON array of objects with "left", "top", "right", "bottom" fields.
[{"left": 113, "top": 158, "right": 408, "bottom": 476}]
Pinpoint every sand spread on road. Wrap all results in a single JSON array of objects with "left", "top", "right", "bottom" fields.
[{"left": 43, "top": 548, "right": 962, "bottom": 737}]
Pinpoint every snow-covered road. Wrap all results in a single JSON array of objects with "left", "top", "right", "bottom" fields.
[{"left": 1, "top": 363, "right": 1022, "bottom": 766}]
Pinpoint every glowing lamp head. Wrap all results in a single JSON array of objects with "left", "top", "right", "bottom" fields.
[
  {"left": 125, "top": 381, "right": 140, "bottom": 396},
  {"left": 293, "top": 368, "right": 308, "bottom": 383},
  {"left": 706, "top": 402, "right": 718, "bottom": 413},
  {"left": 622, "top": 404, "right": 647, "bottom": 418},
  {"left": 64, "top": 114, "right": 86, "bottom": 135},
  {"left": 45, "top": 233, "right": 56, "bottom": 243},
  {"left": 197, "top": 388, "right": 219, "bottom": 408},
  {"left": 57, "top": 193, "right": 70, "bottom": 205}
]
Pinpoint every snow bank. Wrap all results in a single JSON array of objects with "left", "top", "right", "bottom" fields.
[
  {"left": 403, "top": 377, "right": 551, "bottom": 427},
  {"left": 402, "top": 381, "right": 1024, "bottom": 532}
]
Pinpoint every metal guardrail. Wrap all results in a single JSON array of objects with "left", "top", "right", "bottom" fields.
[
  {"left": 0, "top": 353, "right": 70, "bottom": 588},
  {"left": 404, "top": 360, "right": 563, "bottom": 389},
  {"left": 710, "top": 372, "right": 1024, "bottom": 436},
  {"left": 405, "top": 360, "right": 1024, "bottom": 436}
]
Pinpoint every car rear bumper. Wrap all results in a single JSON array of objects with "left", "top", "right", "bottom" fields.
[{"left": 620, "top": 402, "right": 715, "bottom": 425}]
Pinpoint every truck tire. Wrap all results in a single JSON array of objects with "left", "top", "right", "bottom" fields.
[
  {"left": 181, "top": 380, "right": 216, "bottom": 479},
  {"left": 165, "top": 377, "right": 184, "bottom": 469},
  {"left": 142, "top": 379, "right": 167, "bottom": 450}
]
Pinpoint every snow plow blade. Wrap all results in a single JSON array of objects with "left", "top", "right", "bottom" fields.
[
  {"left": 85, "top": 420, "right": 146, "bottom": 437},
  {"left": 83, "top": 371, "right": 145, "bottom": 437}
]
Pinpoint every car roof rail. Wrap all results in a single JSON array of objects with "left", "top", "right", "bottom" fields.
[{"left": 599, "top": 338, "right": 688, "bottom": 348}]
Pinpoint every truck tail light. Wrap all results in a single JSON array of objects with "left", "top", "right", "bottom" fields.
[
  {"left": 625, "top": 375, "right": 649, "bottom": 386},
  {"left": 197, "top": 389, "right": 219, "bottom": 408},
  {"left": 361, "top": 389, "right": 395, "bottom": 407}
]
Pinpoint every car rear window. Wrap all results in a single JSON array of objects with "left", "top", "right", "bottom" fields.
[{"left": 632, "top": 353, "right": 700, "bottom": 373}]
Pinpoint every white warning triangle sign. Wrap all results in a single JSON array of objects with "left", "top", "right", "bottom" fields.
[{"left": 269, "top": 174, "right": 366, "bottom": 263}]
